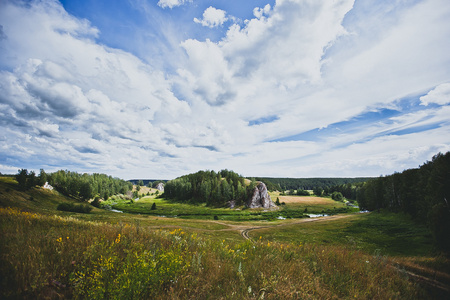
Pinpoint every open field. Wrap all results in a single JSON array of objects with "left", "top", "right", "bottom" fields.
[
  {"left": 132, "top": 185, "right": 160, "bottom": 195},
  {"left": 1, "top": 177, "right": 449, "bottom": 299},
  {"left": 276, "top": 195, "right": 339, "bottom": 205}
]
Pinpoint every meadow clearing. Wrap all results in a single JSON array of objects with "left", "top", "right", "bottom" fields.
[{"left": 0, "top": 177, "right": 449, "bottom": 299}]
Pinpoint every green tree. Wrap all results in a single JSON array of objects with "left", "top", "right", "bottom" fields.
[
  {"left": 91, "top": 196, "right": 101, "bottom": 208},
  {"left": 151, "top": 202, "right": 157, "bottom": 210},
  {"left": 26, "top": 170, "right": 37, "bottom": 189},
  {"left": 331, "top": 191, "right": 344, "bottom": 201},
  {"left": 80, "top": 182, "right": 94, "bottom": 200},
  {"left": 296, "top": 189, "right": 309, "bottom": 196},
  {"left": 313, "top": 186, "right": 323, "bottom": 197},
  {"left": 38, "top": 169, "right": 47, "bottom": 186},
  {"left": 15, "top": 169, "right": 28, "bottom": 190}
]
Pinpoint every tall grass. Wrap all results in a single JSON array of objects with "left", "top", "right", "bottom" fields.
[{"left": 1, "top": 207, "right": 426, "bottom": 299}]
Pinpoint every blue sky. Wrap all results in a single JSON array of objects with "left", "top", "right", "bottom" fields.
[{"left": 1, "top": 0, "right": 450, "bottom": 179}]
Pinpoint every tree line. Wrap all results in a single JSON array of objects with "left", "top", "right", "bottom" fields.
[
  {"left": 15, "top": 169, "right": 132, "bottom": 201},
  {"left": 130, "top": 179, "right": 167, "bottom": 188},
  {"left": 164, "top": 169, "right": 255, "bottom": 206},
  {"left": 254, "top": 177, "right": 371, "bottom": 192},
  {"left": 356, "top": 152, "right": 450, "bottom": 252}
]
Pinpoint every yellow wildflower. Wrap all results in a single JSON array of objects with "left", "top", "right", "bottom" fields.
[{"left": 115, "top": 233, "right": 121, "bottom": 244}]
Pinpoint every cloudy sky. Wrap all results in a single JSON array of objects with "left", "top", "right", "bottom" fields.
[{"left": 1, "top": 0, "right": 450, "bottom": 180}]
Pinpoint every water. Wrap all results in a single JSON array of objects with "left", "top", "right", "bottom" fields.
[{"left": 306, "top": 213, "right": 329, "bottom": 218}]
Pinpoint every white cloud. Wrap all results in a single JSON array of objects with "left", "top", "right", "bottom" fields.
[
  {"left": 420, "top": 82, "right": 450, "bottom": 106},
  {"left": 253, "top": 4, "right": 271, "bottom": 19},
  {"left": 194, "top": 6, "right": 228, "bottom": 28},
  {"left": 0, "top": 0, "right": 193, "bottom": 178},
  {"left": 0, "top": 164, "right": 21, "bottom": 175},
  {"left": 1, "top": 0, "right": 450, "bottom": 179},
  {"left": 157, "top": 0, "right": 191, "bottom": 9}
]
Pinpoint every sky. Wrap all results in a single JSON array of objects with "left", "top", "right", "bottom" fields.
[{"left": 1, "top": 0, "right": 450, "bottom": 180}]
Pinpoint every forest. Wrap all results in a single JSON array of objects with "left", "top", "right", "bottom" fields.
[
  {"left": 254, "top": 177, "right": 371, "bottom": 192},
  {"left": 357, "top": 151, "right": 450, "bottom": 251},
  {"left": 164, "top": 169, "right": 255, "bottom": 206},
  {"left": 15, "top": 169, "right": 132, "bottom": 201}
]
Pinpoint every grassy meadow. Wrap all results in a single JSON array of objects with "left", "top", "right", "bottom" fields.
[{"left": 1, "top": 177, "right": 449, "bottom": 299}]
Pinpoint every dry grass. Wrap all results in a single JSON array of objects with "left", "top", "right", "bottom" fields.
[
  {"left": 278, "top": 196, "right": 337, "bottom": 205},
  {"left": 0, "top": 207, "right": 428, "bottom": 299}
]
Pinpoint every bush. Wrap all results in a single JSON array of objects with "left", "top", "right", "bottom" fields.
[
  {"left": 57, "top": 202, "right": 93, "bottom": 213},
  {"left": 296, "top": 189, "right": 310, "bottom": 196},
  {"left": 331, "top": 191, "right": 344, "bottom": 201},
  {"left": 151, "top": 203, "right": 156, "bottom": 210},
  {"left": 91, "top": 197, "right": 101, "bottom": 208}
]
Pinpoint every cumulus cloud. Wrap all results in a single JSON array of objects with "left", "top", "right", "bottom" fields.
[
  {"left": 194, "top": 6, "right": 228, "bottom": 28},
  {"left": 178, "top": 0, "right": 355, "bottom": 134},
  {"left": 420, "top": 82, "right": 450, "bottom": 106},
  {"left": 253, "top": 4, "right": 271, "bottom": 19},
  {"left": 157, "top": 0, "right": 191, "bottom": 9},
  {"left": 0, "top": 0, "right": 193, "bottom": 178},
  {"left": 1, "top": 0, "right": 450, "bottom": 179}
]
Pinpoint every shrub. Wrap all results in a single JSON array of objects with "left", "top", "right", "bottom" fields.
[
  {"left": 331, "top": 191, "right": 344, "bottom": 201},
  {"left": 91, "top": 197, "right": 101, "bottom": 208},
  {"left": 57, "top": 202, "right": 93, "bottom": 213},
  {"left": 296, "top": 189, "right": 310, "bottom": 196}
]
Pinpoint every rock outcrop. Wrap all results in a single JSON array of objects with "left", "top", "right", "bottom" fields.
[
  {"left": 156, "top": 182, "right": 164, "bottom": 191},
  {"left": 247, "top": 182, "right": 276, "bottom": 209}
]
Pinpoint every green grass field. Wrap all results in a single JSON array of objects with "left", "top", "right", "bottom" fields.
[{"left": 1, "top": 177, "right": 449, "bottom": 299}]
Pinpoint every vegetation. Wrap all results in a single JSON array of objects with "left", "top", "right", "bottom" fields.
[
  {"left": 357, "top": 151, "right": 450, "bottom": 252},
  {"left": 1, "top": 153, "right": 450, "bottom": 298},
  {"left": 48, "top": 170, "right": 132, "bottom": 201},
  {"left": 296, "top": 189, "right": 310, "bottom": 196},
  {"left": 331, "top": 191, "right": 344, "bottom": 202},
  {"left": 253, "top": 177, "right": 371, "bottom": 192},
  {"left": 57, "top": 202, "right": 93, "bottom": 213},
  {"left": 0, "top": 206, "right": 437, "bottom": 299},
  {"left": 164, "top": 169, "right": 251, "bottom": 206}
]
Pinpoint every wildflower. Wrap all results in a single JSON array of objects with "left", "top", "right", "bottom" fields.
[
  {"left": 115, "top": 233, "right": 121, "bottom": 244},
  {"left": 56, "top": 237, "right": 62, "bottom": 243}
]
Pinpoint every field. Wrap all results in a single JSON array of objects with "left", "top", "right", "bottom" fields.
[
  {"left": 275, "top": 195, "right": 330, "bottom": 204},
  {"left": 1, "top": 177, "right": 449, "bottom": 299}
]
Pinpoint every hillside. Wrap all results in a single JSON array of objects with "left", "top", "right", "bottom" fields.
[{"left": 1, "top": 176, "right": 449, "bottom": 299}]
